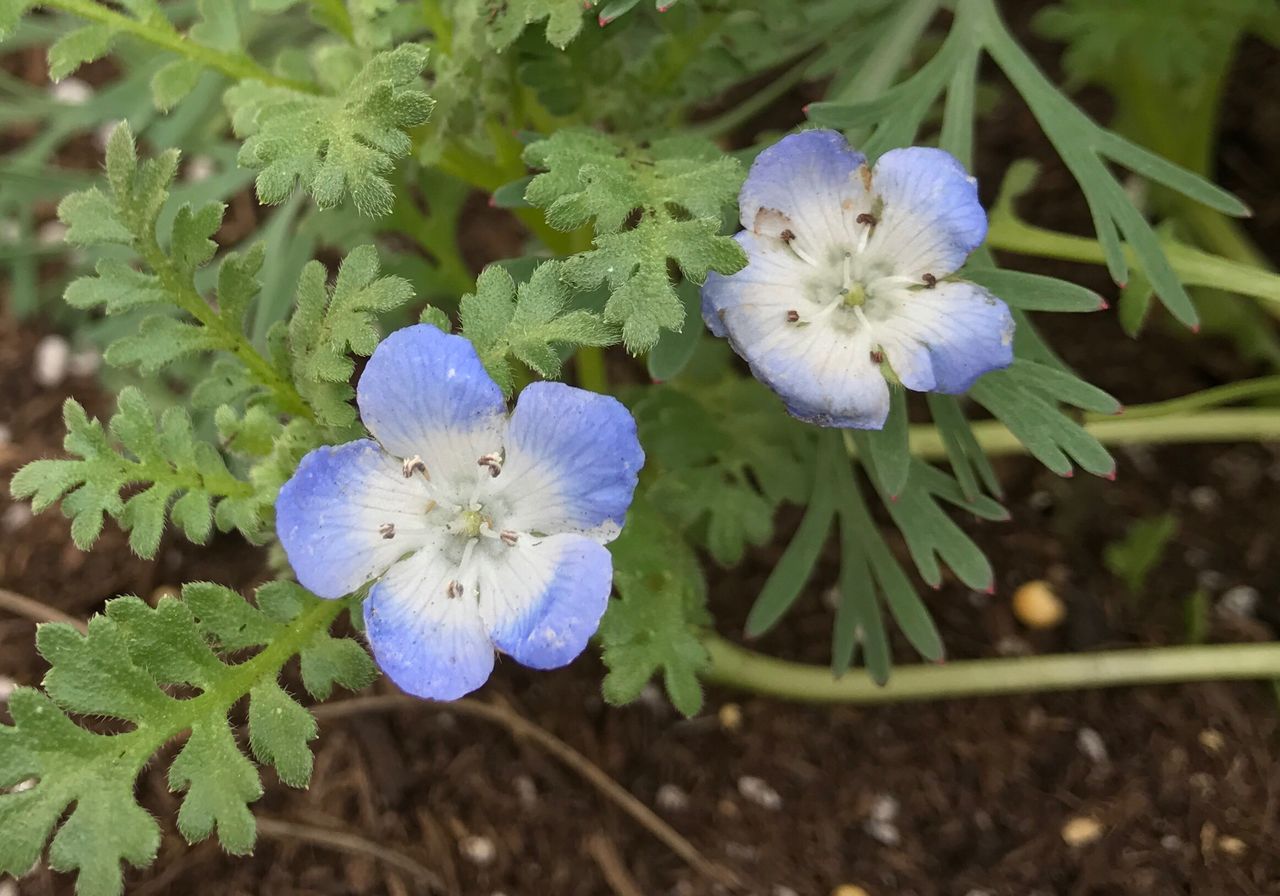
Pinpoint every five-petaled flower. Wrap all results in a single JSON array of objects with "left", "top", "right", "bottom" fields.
[
  {"left": 276, "top": 324, "right": 644, "bottom": 701},
  {"left": 702, "top": 129, "right": 1014, "bottom": 428}
]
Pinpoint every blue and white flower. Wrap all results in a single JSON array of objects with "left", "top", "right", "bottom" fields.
[
  {"left": 276, "top": 325, "right": 644, "bottom": 701},
  {"left": 702, "top": 129, "right": 1015, "bottom": 428}
]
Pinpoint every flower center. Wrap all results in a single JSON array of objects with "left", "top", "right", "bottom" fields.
[{"left": 458, "top": 508, "right": 485, "bottom": 538}]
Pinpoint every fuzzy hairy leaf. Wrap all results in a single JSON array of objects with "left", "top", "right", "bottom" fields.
[
  {"left": 485, "top": 0, "right": 595, "bottom": 49},
  {"left": 0, "top": 584, "right": 364, "bottom": 896},
  {"left": 524, "top": 130, "right": 746, "bottom": 352},
  {"left": 287, "top": 245, "right": 414, "bottom": 428},
  {"left": 460, "top": 262, "right": 615, "bottom": 394},
  {"left": 600, "top": 501, "right": 710, "bottom": 716},
  {"left": 227, "top": 44, "right": 434, "bottom": 216},
  {"left": 9, "top": 391, "right": 257, "bottom": 556}
]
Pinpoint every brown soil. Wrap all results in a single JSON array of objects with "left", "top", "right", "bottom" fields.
[{"left": 3, "top": 4, "right": 1280, "bottom": 896}]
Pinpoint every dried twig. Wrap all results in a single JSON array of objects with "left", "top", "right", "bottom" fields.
[
  {"left": 586, "top": 832, "right": 646, "bottom": 896},
  {"left": 0, "top": 587, "right": 89, "bottom": 633},
  {"left": 314, "top": 695, "right": 740, "bottom": 889},
  {"left": 256, "top": 816, "right": 444, "bottom": 893}
]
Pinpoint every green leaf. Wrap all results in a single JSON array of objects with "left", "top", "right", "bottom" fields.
[
  {"left": 460, "top": 262, "right": 615, "bottom": 395},
  {"left": 299, "top": 628, "right": 378, "bottom": 700},
  {"left": 287, "top": 245, "right": 414, "bottom": 428},
  {"left": 600, "top": 502, "right": 710, "bottom": 716},
  {"left": 485, "top": 0, "right": 595, "bottom": 49},
  {"left": 0, "top": 0, "right": 36, "bottom": 40},
  {"left": 1104, "top": 513, "right": 1178, "bottom": 594},
  {"left": 646, "top": 279, "right": 704, "bottom": 382},
  {"left": 965, "top": 268, "right": 1105, "bottom": 313},
  {"left": 524, "top": 130, "right": 746, "bottom": 353},
  {"left": 861, "top": 389, "right": 911, "bottom": 498},
  {"left": 151, "top": 59, "right": 205, "bottom": 111},
  {"left": 0, "top": 584, "right": 359, "bottom": 895},
  {"left": 47, "top": 24, "right": 116, "bottom": 82},
  {"left": 227, "top": 44, "right": 435, "bottom": 216},
  {"left": 9, "top": 391, "right": 256, "bottom": 556}
]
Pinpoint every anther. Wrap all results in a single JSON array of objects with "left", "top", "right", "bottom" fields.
[
  {"left": 779, "top": 228, "right": 796, "bottom": 242},
  {"left": 424, "top": 499, "right": 437, "bottom": 514},
  {"left": 785, "top": 309, "right": 800, "bottom": 323},
  {"left": 477, "top": 452, "right": 503, "bottom": 477},
  {"left": 870, "top": 349, "right": 885, "bottom": 364},
  {"left": 447, "top": 580, "right": 464, "bottom": 599},
  {"left": 922, "top": 273, "right": 937, "bottom": 289},
  {"left": 379, "top": 523, "right": 396, "bottom": 539},
  {"left": 856, "top": 212, "right": 878, "bottom": 227},
  {"left": 402, "top": 455, "right": 428, "bottom": 478},
  {"left": 500, "top": 530, "right": 519, "bottom": 546}
]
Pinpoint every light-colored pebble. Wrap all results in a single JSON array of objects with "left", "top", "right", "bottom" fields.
[
  {"left": 995, "top": 635, "right": 1032, "bottom": 657},
  {"left": 1161, "top": 834, "right": 1183, "bottom": 851},
  {"left": 459, "top": 835, "right": 495, "bottom": 866},
  {"left": 1076, "top": 727, "right": 1108, "bottom": 764},
  {"left": 638, "top": 682, "right": 667, "bottom": 712},
  {"left": 718, "top": 702, "right": 743, "bottom": 732},
  {"left": 863, "top": 818, "right": 900, "bottom": 847},
  {"left": 51, "top": 77, "right": 93, "bottom": 105},
  {"left": 1189, "top": 486, "right": 1220, "bottom": 513},
  {"left": 33, "top": 335, "right": 70, "bottom": 387},
  {"left": 2, "top": 504, "right": 33, "bottom": 533},
  {"left": 68, "top": 349, "right": 101, "bottom": 378},
  {"left": 1219, "top": 835, "right": 1247, "bottom": 857},
  {"left": 1012, "top": 580, "right": 1066, "bottom": 630},
  {"left": 1198, "top": 729, "right": 1226, "bottom": 754},
  {"left": 0, "top": 677, "right": 16, "bottom": 702},
  {"left": 185, "top": 155, "right": 216, "bottom": 183},
  {"left": 1061, "top": 816, "right": 1103, "bottom": 847},
  {"left": 0, "top": 877, "right": 16, "bottom": 896},
  {"left": 869, "top": 794, "right": 899, "bottom": 823},
  {"left": 831, "top": 887, "right": 870, "bottom": 896},
  {"left": 513, "top": 774, "right": 537, "bottom": 807},
  {"left": 37, "top": 220, "right": 68, "bottom": 246},
  {"left": 771, "top": 887, "right": 799, "bottom": 896},
  {"left": 0, "top": 423, "right": 11, "bottom": 445},
  {"left": 656, "top": 783, "right": 690, "bottom": 813},
  {"left": 737, "top": 775, "right": 782, "bottom": 811},
  {"left": 1217, "top": 586, "right": 1259, "bottom": 620}
]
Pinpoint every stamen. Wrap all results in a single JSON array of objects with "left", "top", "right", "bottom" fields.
[
  {"left": 424, "top": 500, "right": 438, "bottom": 514},
  {"left": 402, "top": 455, "right": 428, "bottom": 479},
  {"left": 870, "top": 349, "right": 885, "bottom": 364},
  {"left": 446, "top": 580, "right": 464, "bottom": 599},
  {"left": 841, "top": 253, "right": 853, "bottom": 291},
  {"left": 856, "top": 212, "right": 878, "bottom": 227},
  {"left": 779, "top": 229, "right": 820, "bottom": 267},
  {"left": 922, "top": 273, "right": 937, "bottom": 289},
  {"left": 477, "top": 451, "right": 503, "bottom": 477},
  {"left": 500, "top": 530, "right": 519, "bottom": 546},
  {"left": 785, "top": 309, "right": 800, "bottom": 323},
  {"left": 379, "top": 523, "right": 396, "bottom": 540}
]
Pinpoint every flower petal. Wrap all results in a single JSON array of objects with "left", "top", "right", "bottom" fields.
[
  {"left": 872, "top": 280, "right": 1015, "bottom": 394},
  {"left": 477, "top": 533, "right": 612, "bottom": 670},
  {"left": 717, "top": 295, "right": 890, "bottom": 428},
  {"left": 498, "top": 382, "right": 643, "bottom": 542},
  {"left": 864, "top": 147, "right": 987, "bottom": 280},
  {"left": 276, "top": 440, "right": 436, "bottom": 599},
  {"left": 364, "top": 548, "right": 494, "bottom": 701},
  {"left": 738, "top": 129, "right": 868, "bottom": 259},
  {"left": 702, "top": 231, "right": 814, "bottom": 338},
  {"left": 357, "top": 324, "right": 506, "bottom": 489}
]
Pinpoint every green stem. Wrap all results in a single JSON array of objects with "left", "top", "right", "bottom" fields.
[
  {"left": 575, "top": 346, "right": 609, "bottom": 394},
  {"left": 986, "top": 212, "right": 1280, "bottom": 312},
  {"left": 138, "top": 242, "right": 314, "bottom": 421},
  {"left": 701, "top": 635, "right": 1280, "bottom": 704},
  {"left": 1112, "top": 376, "right": 1280, "bottom": 421},
  {"left": 41, "top": 0, "right": 316, "bottom": 93},
  {"left": 907, "top": 409, "right": 1280, "bottom": 461}
]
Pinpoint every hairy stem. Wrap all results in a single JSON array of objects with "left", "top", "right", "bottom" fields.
[
  {"left": 701, "top": 635, "right": 1280, "bottom": 704},
  {"left": 41, "top": 0, "right": 316, "bottom": 92}
]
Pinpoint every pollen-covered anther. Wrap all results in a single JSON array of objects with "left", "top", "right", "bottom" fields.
[
  {"left": 922, "top": 273, "right": 937, "bottom": 289},
  {"left": 500, "top": 530, "right": 519, "bottom": 546},
  {"left": 870, "top": 349, "right": 885, "bottom": 364},
  {"left": 402, "top": 455, "right": 428, "bottom": 478},
  {"left": 477, "top": 452, "right": 503, "bottom": 477},
  {"left": 785, "top": 309, "right": 800, "bottom": 323},
  {"left": 446, "top": 579, "right": 464, "bottom": 600},
  {"left": 379, "top": 522, "right": 396, "bottom": 539},
  {"left": 856, "top": 212, "right": 878, "bottom": 227}
]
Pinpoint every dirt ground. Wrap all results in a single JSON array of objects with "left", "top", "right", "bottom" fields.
[{"left": 2, "top": 5, "right": 1280, "bottom": 896}]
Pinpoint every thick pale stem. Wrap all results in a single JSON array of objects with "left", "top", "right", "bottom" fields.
[{"left": 701, "top": 635, "right": 1280, "bottom": 704}]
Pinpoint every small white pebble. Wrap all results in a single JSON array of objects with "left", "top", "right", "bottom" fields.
[
  {"left": 863, "top": 818, "right": 900, "bottom": 847},
  {"left": 1198, "top": 729, "right": 1226, "bottom": 753},
  {"left": 821, "top": 584, "right": 840, "bottom": 610},
  {"left": 0, "top": 423, "right": 11, "bottom": 445},
  {"left": 1061, "top": 816, "right": 1103, "bottom": 847},
  {"left": 0, "top": 879, "right": 16, "bottom": 896},
  {"left": 656, "top": 783, "right": 690, "bottom": 813},
  {"left": 964, "top": 890, "right": 994, "bottom": 896},
  {"left": 1161, "top": 834, "right": 1183, "bottom": 851},
  {"left": 51, "top": 77, "right": 93, "bottom": 105},
  {"left": 1219, "top": 835, "right": 1247, "bottom": 857},
  {"left": 67, "top": 349, "right": 101, "bottom": 378},
  {"left": 1076, "top": 727, "right": 1108, "bottom": 764},
  {"left": 869, "top": 794, "right": 899, "bottom": 823},
  {"left": 1217, "top": 586, "right": 1259, "bottom": 620},
  {"left": 459, "top": 835, "right": 495, "bottom": 866},
  {"left": 0, "top": 677, "right": 16, "bottom": 702},
  {"left": 2, "top": 504, "right": 33, "bottom": 533},
  {"left": 1196, "top": 570, "right": 1227, "bottom": 591},
  {"left": 1189, "top": 486, "right": 1220, "bottom": 513},
  {"left": 638, "top": 682, "right": 668, "bottom": 713},
  {"left": 185, "top": 155, "right": 216, "bottom": 183},
  {"left": 37, "top": 220, "right": 68, "bottom": 247},
  {"left": 33, "top": 335, "right": 70, "bottom": 387},
  {"left": 771, "top": 887, "right": 799, "bottom": 896},
  {"left": 11, "top": 779, "right": 35, "bottom": 793},
  {"left": 737, "top": 775, "right": 782, "bottom": 811},
  {"left": 1028, "top": 491, "right": 1053, "bottom": 510},
  {"left": 513, "top": 774, "right": 537, "bottom": 807},
  {"left": 995, "top": 635, "right": 1032, "bottom": 656}
]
